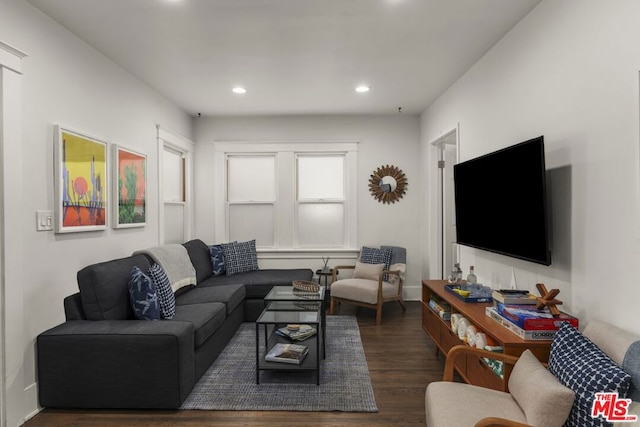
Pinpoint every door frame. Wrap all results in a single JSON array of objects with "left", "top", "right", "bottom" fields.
[
  {"left": 156, "top": 125, "right": 194, "bottom": 245},
  {"left": 0, "top": 40, "right": 28, "bottom": 427},
  {"left": 430, "top": 126, "right": 459, "bottom": 280}
]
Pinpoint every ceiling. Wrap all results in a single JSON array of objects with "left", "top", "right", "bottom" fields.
[{"left": 26, "top": 0, "right": 541, "bottom": 117}]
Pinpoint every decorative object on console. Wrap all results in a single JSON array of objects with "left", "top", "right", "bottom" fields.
[
  {"left": 534, "top": 282, "right": 563, "bottom": 315},
  {"left": 321, "top": 257, "right": 330, "bottom": 273},
  {"left": 112, "top": 144, "right": 146, "bottom": 228},
  {"left": 368, "top": 164, "right": 407, "bottom": 204},
  {"left": 54, "top": 125, "right": 108, "bottom": 233}
]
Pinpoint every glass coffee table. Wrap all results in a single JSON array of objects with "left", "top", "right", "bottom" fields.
[
  {"left": 255, "top": 285, "right": 326, "bottom": 385},
  {"left": 263, "top": 285, "right": 326, "bottom": 356}
]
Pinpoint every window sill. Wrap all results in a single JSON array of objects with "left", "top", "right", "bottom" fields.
[{"left": 256, "top": 248, "right": 359, "bottom": 260}]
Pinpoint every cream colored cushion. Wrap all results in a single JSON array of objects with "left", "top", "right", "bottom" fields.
[
  {"left": 509, "top": 349, "right": 575, "bottom": 427},
  {"left": 387, "top": 262, "right": 406, "bottom": 285},
  {"left": 331, "top": 278, "right": 397, "bottom": 305},
  {"left": 352, "top": 262, "right": 384, "bottom": 281},
  {"left": 425, "top": 381, "right": 526, "bottom": 427}
]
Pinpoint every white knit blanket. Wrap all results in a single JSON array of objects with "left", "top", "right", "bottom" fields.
[{"left": 134, "top": 244, "right": 197, "bottom": 293}]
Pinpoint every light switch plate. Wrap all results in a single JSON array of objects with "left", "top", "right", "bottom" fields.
[{"left": 36, "top": 210, "right": 54, "bottom": 231}]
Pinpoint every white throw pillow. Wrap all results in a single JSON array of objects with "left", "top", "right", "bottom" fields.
[
  {"left": 352, "top": 261, "right": 384, "bottom": 281},
  {"left": 508, "top": 349, "right": 575, "bottom": 427}
]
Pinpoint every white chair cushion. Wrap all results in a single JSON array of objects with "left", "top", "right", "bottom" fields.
[
  {"left": 352, "top": 261, "right": 384, "bottom": 281},
  {"left": 509, "top": 349, "right": 575, "bottom": 427},
  {"left": 331, "top": 278, "right": 397, "bottom": 305},
  {"left": 425, "top": 381, "right": 527, "bottom": 427}
]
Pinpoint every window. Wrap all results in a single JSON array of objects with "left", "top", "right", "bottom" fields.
[
  {"left": 213, "top": 142, "right": 358, "bottom": 251},
  {"left": 296, "top": 154, "right": 345, "bottom": 247},
  {"left": 227, "top": 155, "right": 276, "bottom": 246}
]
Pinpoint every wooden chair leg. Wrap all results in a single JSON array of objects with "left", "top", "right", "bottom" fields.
[
  {"left": 330, "top": 297, "right": 336, "bottom": 315},
  {"left": 398, "top": 299, "right": 406, "bottom": 311},
  {"left": 376, "top": 301, "right": 383, "bottom": 325}
]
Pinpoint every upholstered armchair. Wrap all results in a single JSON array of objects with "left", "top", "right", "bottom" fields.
[{"left": 329, "top": 246, "right": 406, "bottom": 325}]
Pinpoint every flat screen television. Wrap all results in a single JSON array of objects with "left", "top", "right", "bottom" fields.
[{"left": 453, "top": 136, "right": 551, "bottom": 265}]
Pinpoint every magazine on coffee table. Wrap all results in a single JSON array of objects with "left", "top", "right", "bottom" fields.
[
  {"left": 275, "top": 325, "right": 317, "bottom": 341},
  {"left": 265, "top": 343, "right": 309, "bottom": 364}
]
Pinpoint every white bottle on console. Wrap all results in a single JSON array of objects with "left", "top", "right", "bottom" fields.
[{"left": 467, "top": 266, "right": 477, "bottom": 284}]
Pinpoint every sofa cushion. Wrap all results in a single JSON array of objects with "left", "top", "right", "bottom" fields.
[
  {"left": 128, "top": 267, "right": 160, "bottom": 320},
  {"left": 175, "top": 284, "right": 245, "bottom": 316},
  {"left": 221, "top": 240, "right": 259, "bottom": 276},
  {"left": 548, "top": 322, "right": 632, "bottom": 427},
  {"left": 197, "top": 269, "right": 314, "bottom": 298},
  {"left": 425, "top": 381, "right": 527, "bottom": 427},
  {"left": 360, "top": 246, "right": 392, "bottom": 281},
  {"left": 509, "top": 349, "right": 575, "bottom": 427},
  {"left": 182, "top": 239, "right": 213, "bottom": 284},
  {"left": 148, "top": 263, "right": 176, "bottom": 319},
  {"left": 78, "top": 254, "right": 152, "bottom": 320},
  {"left": 171, "top": 302, "right": 226, "bottom": 348},
  {"left": 330, "top": 278, "right": 397, "bottom": 305},
  {"left": 209, "top": 244, "right": 225, "bottom": 276}
]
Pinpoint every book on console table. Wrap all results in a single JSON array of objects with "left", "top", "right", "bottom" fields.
[
  {"left": 428, "top": 297, "right": 451, "bottom": 320},
  {"left": 265, "top": 343, "right": 309, "bottom": 364},
  {"left": 485, "top": 307, "right": 557, "bottom": 340},
  {"left": 491, "top": 289, "right": 538, "bottom": 305},
  {"left": 495, "top": 302, "right": 579, "bottom": 330}
]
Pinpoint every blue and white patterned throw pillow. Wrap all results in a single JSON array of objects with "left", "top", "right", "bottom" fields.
[
  {"left": 148, "top": 263, "right": 175, "bottom": 319},
  {"left": 128, "top": 266, "right": 160, "bottom": 320},
  {"left": 548, "top": 322, "right": 632, "bottom": 427},
  {"left": 221, "top": 239, "right": 259, "bottom": 276},
  {"left": 360, "top": 246, "right": 392, "bottom": 281},
  {"left": 209, "top": 244, "right": 226, "bottom": 276}
]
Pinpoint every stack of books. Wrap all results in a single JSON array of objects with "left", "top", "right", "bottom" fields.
[
  {"left": 428, "top": 296, "right": 451, "bottom": 320},
  {"left": 485, "top": 289, "right": 579, "bottom": 340},
  {"left": 265, "top": 343, "right": 309, "bottom": 364},
  {"left": 275, "top": 325, "right": 317, "bottom": 341}
]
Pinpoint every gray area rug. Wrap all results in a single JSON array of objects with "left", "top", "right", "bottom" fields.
[{"left": 181, "top": 315, "right": 378, "bottom": 412}]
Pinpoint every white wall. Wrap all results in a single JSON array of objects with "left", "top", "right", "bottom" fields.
[
  {"left": 0, "top": 0, "right": 192, "bottom": 424},
  {"left": 193, "top": 115, "right": 422, "bottom": 297},
  {"left": 421, "top": 0, "right": 640, "bottom": 334}
]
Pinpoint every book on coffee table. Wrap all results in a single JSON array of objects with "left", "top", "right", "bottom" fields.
[
  {"left": 275, "top": 325, "right": 317, "bottom": 341},
  {"left": 265, "top": 343, "right": 309, "bottom": 364}
]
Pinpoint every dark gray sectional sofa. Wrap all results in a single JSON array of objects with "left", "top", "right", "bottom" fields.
[{"left": 37, "top": 239, "right": 313, "bottom": 409}]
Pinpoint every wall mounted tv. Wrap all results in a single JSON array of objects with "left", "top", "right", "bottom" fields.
[{"left": 453, "top": 136, "right": 551, "bottom": 266}]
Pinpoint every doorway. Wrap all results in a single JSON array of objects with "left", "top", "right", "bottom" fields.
[{"left": 432, "top": 128, "right": 458, "bottom": 280}]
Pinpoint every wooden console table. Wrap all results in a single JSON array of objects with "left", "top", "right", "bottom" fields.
[{"left": 422, "top": 279, "right": 552, "bottom": 391}]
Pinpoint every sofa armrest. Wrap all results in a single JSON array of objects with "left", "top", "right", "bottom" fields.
[
  {"left": 444, "top": 345, "right": 520, "bottom": 382},
  {"left": 37, "top": 320, "right": 195, "bottom": 409}
]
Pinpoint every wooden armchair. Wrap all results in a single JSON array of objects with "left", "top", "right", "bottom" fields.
[
  {"left": 329, "top": 246, "right": 406, "bottom": 325},
  {"left": 439, "top": 345, "right": 532, "bottom": 427}
]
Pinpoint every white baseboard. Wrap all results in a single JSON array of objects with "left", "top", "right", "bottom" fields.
[
  {"left": 23, "top": 382, "right": 40, "bottom": 424},
  {"left": 403, "top": 285, "right": 421, "bottom": 301}
]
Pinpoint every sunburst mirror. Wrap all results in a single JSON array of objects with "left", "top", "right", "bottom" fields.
[{"left": 368, "top": 164, "right": 408, "bottom": 204}]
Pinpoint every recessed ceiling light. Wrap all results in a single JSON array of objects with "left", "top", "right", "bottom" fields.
[
  {"left": 355, "top": 85, "right": 370, "bottom": 93},
  {"left": 232, "top": 87, "right": 247, "bottom": 94}
]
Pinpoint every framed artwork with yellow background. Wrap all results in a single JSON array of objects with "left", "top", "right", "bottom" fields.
[
  {"left": 54, "top": 126, "right": 108, "bottom": 233},
  {"left": 112, "top": 144, "right": 146, "bottom": 228}
]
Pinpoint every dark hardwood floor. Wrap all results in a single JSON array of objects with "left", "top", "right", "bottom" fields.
[{"left": 25, "top": 301, "right": 445, "bottom": 427}]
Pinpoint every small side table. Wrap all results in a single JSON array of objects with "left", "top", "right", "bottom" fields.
[{"left": 315, "top": 269, "right": 336, "bottom": 287}]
